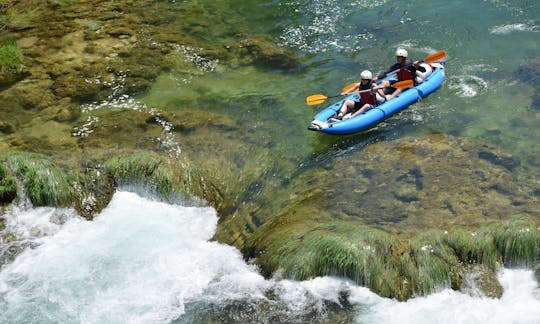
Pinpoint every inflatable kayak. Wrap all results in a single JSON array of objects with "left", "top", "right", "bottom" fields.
[{"left": 308, "top": 63, "right": 445, "bottom": 135}]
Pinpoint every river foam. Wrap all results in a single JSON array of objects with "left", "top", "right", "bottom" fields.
[{"left": 1, "top": 192, "right": 539, "bottom": 323}]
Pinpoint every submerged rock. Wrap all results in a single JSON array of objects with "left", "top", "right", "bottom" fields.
[
  {"left": 460, "top": 264, "right": 503, "bottom": 299},
  {"left": 516, "top": 56, "right": 540, "bottom": 110}
]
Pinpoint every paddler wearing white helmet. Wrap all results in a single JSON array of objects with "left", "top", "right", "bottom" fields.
[{"left": 373, "top": 48, "right": 427, "bottom": 101}]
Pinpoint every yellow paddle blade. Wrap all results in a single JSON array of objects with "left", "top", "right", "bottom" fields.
[
  {"left": 392, "top": 79, "right": 414, "bottom": 89},
  {"left": 342, "top": 82, "right": 359, "bottom": 93},
  {"left": 306, "top": 94, "right": 328, "bottom": 106},
  {"left": 424, "top": 50, "right": 446, "bottom": 63}
]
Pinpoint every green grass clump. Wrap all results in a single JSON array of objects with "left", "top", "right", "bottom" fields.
[
  {"left": 443, "top": 228, "right": 501, "bottom": 271},
  {"left": 0, "top": 162, "right": 18, "bottom": 203},
  {"left": 275, "top": 222, "right": 396, "bottom": 288},
  {"left": 4, "top": 153, "right": 73, "bottom": 206},
  {"left": 0, "top": 37, "right": 23, "bottom": 71},
  {"left": 489, "top": 217, "right": 540, "bottom": 267},
  {"left": 105, "top": 152, "right": 174, "bottom": 198},
  {"left": 409, "top": 233, "right": 459, "bottom": 295}
]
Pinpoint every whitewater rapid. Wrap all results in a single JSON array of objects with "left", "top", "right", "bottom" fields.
[{"left": 1, "top": 191, "right": 539, "bottom": 323}]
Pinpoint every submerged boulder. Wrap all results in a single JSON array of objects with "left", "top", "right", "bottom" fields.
[
  {"left": 460, "top": 264, "right": 503, "bottom": 299},
  {"left": 516, "top": 56, "right": 540, "bottom": 110}
]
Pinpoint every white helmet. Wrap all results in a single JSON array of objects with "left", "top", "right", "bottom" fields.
[
  {"left": 360, "top": 70, "right": 372, "bottom": 80},
  {"left": 396, "top": 48, "right": 408, "bottom": 58}
]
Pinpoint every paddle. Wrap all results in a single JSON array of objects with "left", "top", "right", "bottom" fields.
[
  {"left": 306, "top": 79, "right": 413, "bottom": 106},
  {"left": 423, "top": 50, "right": 446, "bottom": 63},
  {"left": 305, "top": 82, "right": 363, "bottom": 106}
]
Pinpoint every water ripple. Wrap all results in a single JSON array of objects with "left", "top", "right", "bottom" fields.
[{"left": 278, "top": 0, "right": 386, "bottom": 53}]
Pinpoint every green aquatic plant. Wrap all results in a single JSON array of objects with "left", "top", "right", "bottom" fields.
[
  {"left": 443, "top": 228, "right": 501, "bottom": 271},
  {"left": 0, "top": 37, "right": 23, "bottom": 71},
  {"left": 0, "top": 0, "right": 37, "bottom": 33},
  {"left": 0, "top": 162, "right": 18, "bottom": 203},
  {"left": 409, "top": 233, "right": 459, "bottom": 295},
  {"left": 490, "top": 217, "right": 540, "bottom": 267},
  {"left": 4, "top": 153, "right": 73, "bottom": 206},
  {"left": 275, "top": 221, "right": 396, "bottom": 287},
  {"left": 105, "top": 152, "right": 174, "bottom": 198}
]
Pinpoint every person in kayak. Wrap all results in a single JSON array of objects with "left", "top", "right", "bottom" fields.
[
  {"left": 373, "top": 48, "right": 426, "bottom": 100},
  {"left": 331, "top": 70, "right": 382, "bottom": 121}
]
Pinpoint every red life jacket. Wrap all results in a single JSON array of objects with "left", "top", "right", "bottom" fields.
[
  {"left": 359, "top": 91, "right": 376, "bottom": 105},
  {"left": 396, "top": 68, "right": 414, "bottom": 81}
]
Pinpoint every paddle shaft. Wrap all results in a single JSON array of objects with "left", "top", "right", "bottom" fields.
[{"left": 306, "top": 80, "right": 413, "bottom": 106}]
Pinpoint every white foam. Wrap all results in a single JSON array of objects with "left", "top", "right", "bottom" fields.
[
  {"left": 490, "top": 23, "right": 538, "bottom": 35},
  {"left": 0, "top": 192, "right": 262, "bottom": 323},
  {"left": 353, "top": 269, "right": 540, "bottom": 324},
  {"left": 278, "top": 0, "right": 387, "bottom": 53},
  {"left": 448, "top": 75, "right": 489, "bottom": 97},
  {"left": 1, "top": 192, "right": 539, "bottom": 323}
]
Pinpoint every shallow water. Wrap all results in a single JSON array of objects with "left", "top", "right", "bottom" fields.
[{"left": 139, "top": 0, "right": 540, "bottom": 166}]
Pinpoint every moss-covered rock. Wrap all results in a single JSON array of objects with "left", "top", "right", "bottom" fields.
[
  {"left": 0, "top": 121, "right": 16, "bottom": 134},
  {"left": 72, "top": 165, "right": 115, "bottom": 220}
]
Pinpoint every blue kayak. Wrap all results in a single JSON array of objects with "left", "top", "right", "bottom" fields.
[{"left": 308, "top": 64, "right": 445, "bottom": 135}]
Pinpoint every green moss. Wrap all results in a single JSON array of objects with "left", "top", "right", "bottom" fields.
[
  {"left": 4, "top": 153, "right": 73, "bottom": 206},
  {"left": 49, "top": 0, "right": 81, "bottom": 8},
  {"left": 490, "top": 217, "right": 540, "bottom": 267},
  {"left": 0, "top": 37, "right": 23, "bottom": 71}
]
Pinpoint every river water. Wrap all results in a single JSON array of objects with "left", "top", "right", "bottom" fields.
[
  {"left": 141, "top": 0, "right": 540, "bottom": 179},
  {"left": 2, "top": 0, "right": 540, "bottom": 322},
  {"left": 1, "top": 191, "right": 539, "bottom": 323}
]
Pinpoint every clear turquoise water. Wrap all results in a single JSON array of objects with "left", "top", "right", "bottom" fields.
[{"left": 142, "top": 0, "right": 540, "bottom": 173}]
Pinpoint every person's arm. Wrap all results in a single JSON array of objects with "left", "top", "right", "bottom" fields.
[
  {"left": 410, "top": 60, "right": 426, "bottom": 72},
  {"left": 340, "top": 82, "right": 360, "bottom": 96},
  {"left": 375, "top": 63, "right": 400, "bottom": 81}
]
